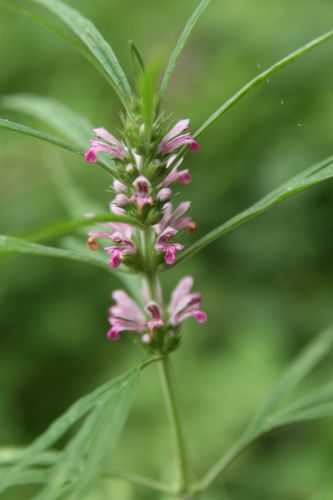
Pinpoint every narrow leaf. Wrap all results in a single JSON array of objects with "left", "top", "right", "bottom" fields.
[
  {"left": 247, "top": 323, "right": 333, "bottom": 434},
  {"left": 160, "top": 0, "right": 210, "bottom": 99},
  {"left": 27, "top": 0, "right": 132, "bottom": 106},
  {"left": 168, "top": 155, "right": 333, "bottom": 268},
  {"left": 0, "top": 94, "right": 92, "bottom": 147},
  {"left": 0, "top": 234, "right": 113, "bottom": 272},
  {"left": 0, "top": 117, "right": 114, "bottom": 175},
  {"left": 195, "top": 29, "right": 333, "bottom": 137},
  {"left": 73, "top": 373, "right": 139, "bottom": 499},
  {"left": 0, "top": 369, "right": 138, "bottom": 495},
  {"left": 129, "top": 40, "right": 145, "bottom": 86},
  {"left": 195, "top": 323, "right": 333, "bottom": 491},
  {"left": 22, "top": 214, "right": 144, "bottom": 242},
  {"left": 0, "top": 0, "right": 123, "bottom": 93},
  {"left": 0, "top": 118, "right": 82, "bottom": 156}
]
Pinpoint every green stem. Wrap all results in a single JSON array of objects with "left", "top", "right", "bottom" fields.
[
  {"left": 159, "top": 355, "right": 190, "bottom": 495},
  {"left": 141, "top": 227, "right": 190, "bottom": 496}
]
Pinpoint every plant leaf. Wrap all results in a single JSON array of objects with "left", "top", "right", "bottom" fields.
[
  {"left": 22, "top": 214, "right": 144, "bottom": 242},
  {"left": 0, "top": 234, "right": 116, "bottom": 273},
  {"left": 0, "top": 117, "right": 114, "bottom": 175},
  {"left": 0, "top": 368, "right": 139, "bottom": 496},
  {"left": 168, "top": 155, "right": 333, "bottom": 268},
  {"left": 26, "top": 0, "right": 132, "bottom": 107},
  {"left": 195, "top": 29, "right": 333, "bottom": 137},
  {"left": 72, "top": 373, "right": 139, "bottom": 499},
  {"left": 0, "top": 118, "right": 83, "bottom": 156},
  {"left": 195, "top": 323, "right": 333, "bottom": 492},
  {"left": 0, "top": 0, "right": 124, "bottom": 94},
  {"left": 36, "top": 373, "right": 138, "bottom": 499},
  {"left": 0, "top": 93, "right": 92, "bottom": 147},
  {"left": 246, "top": 323, "right": 333, "bottom": 435},
  {"left": 159, "top": 0, "right": 210, "bottom": 99}
]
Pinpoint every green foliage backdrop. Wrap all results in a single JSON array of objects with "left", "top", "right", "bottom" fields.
[{"left": 0, "top": 0, "right": 333, "bottom": 498}]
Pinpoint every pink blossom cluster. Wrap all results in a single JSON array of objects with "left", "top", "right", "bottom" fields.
[
  {"left": 85, "top": 119, "right": 199, "bottom": 268},
  {"left": 84, "top": 118, "right": 206, "bottom": 349}
]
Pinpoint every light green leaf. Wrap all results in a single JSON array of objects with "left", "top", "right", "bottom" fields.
[
  {"left": 0, "top": 93, "right": 92, "bottom": 147},
  {"left": 159, "top": 0, "right": 210, "bottom": 99},
  {"left": 22, "top": 214, "right": 144, "bottom": 242},
  {"left": 26, "top": 0, "right": 132, "bottom": 107},
  {"left": 0, "top": 368, "right": 138, "bottom": 496},
  {"left": 72, "top": 373, "right": 139, "bottom": 499},
  {"left": 140, "top": 59, "right": 162, "bottom": 143},
  {"left": 195, "top": 29, "right": 333, "bottom": 137},
  {"left": 247, "top": 323, "right": 333, "bottom": 435},
  {"left": 194, "top": 323, "right": 333, "bottom": 492},
  {"left": 0, "top": 234, "right": 114, "bottom": 273},
  {"left": 0, "top": 0, "right": 122, "bottom": 93},
  {"left": 169, "top": 155, "right": 333, "bottom": 268},
  {"left": 0, "top": 117, "right": 114, "bottom": 175},
  {"left": 266, "top": 402, "right": 333, "bottom": 430},
  {"left": 0, "top": 118, "right": 82, "bottom": 156},
  {"left": 0, "top": 448, "right": 59, "bottom": 467}
]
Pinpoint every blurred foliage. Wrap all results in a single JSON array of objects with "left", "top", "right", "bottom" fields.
[{"left": 0, "top": 0, "right": 333, "bottom": 498}]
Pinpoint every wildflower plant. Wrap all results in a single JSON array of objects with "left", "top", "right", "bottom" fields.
[{"left": 0, "top": 0, "right": 333, "bottom": 498}]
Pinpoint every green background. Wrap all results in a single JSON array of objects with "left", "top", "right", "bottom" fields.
[{"left": 1, "top": 0, "right": 333, "bottom": 498}]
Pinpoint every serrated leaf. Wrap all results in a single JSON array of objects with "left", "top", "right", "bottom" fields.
[
  {"left": 159, "top": 0, "right": 210, "bottom": 99},
  {"left": 195, "top": 29, "right": 333, "bottom": 137},
  {"left": 26, "top": 0, "right": 132, "bottom": 107},
  {"left": 0, "top": 368, "right": 139, "bottom": 496},
  {"left": 169, "top": 155, "right": 333, "bottom": 268}
]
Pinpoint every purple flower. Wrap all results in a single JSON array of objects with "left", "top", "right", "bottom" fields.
[
  {"left": 108, "top": 293, "right": 164, "bottom": 341},
  {"left": 155, "top": 226, "right": 184, "bottom": 265},
  {"left": 85, "top": 128, "right": 127, "bottom": 163},
  {"left": 108, "top": 290, "right": 146, "bottom": 340},
  {"left": 107, "top": 277, "right": 206, "bottom": 341},
  {"left": 131, "top": 176, "right": 153, "bottom": 212},
  {"left": 155, "top": 202, "right": 196, "bottom": 235},
  {"left": 168, "top": 276, "right": 207, "bottom": 325},
  {"left": 87, "top": 222, "right": 136, "bottom": 268},
  {"left": 158, "top": 119, "right": 200, "bottom": 156}
]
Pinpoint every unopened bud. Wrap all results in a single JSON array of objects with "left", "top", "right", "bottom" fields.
[
  {"left": 157, "top": 188, "right": 172, "bottom": 202},
  {"left": 187, "top": 222, "right": 198, "bottom": 235},
  {"left": 87, "top": 237, "right": 99, "bottom": 251}
]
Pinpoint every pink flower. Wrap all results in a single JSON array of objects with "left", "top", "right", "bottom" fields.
[
  {"left": 107, "top": 277, "right": 206, "bottom": 341},
  {"left": 108, "top": 290, "right": 146, "bottom": 340},
  {"left": 130, "top": 176, "right": 153, "bottom": 212},
  {"left": 87, "top": 222, "right": 136, "bottom": 268},
  {"left": 158, "top": 119, "right": 200, "bottom": 156},
  {"left": 85, "top": 128, "right": 127, "bottom": 163},
  {"left": 155, "top": 202, "right": 196, "bottom": 235},
  {"left": 108, "top": 293, "right": 164, "bottom": 341},
  {"left": 168, "top": 276, "right": 207, "bottom": 326},
  {"left": 155, "top": 226, "right": 184, "bottom": 265}
]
